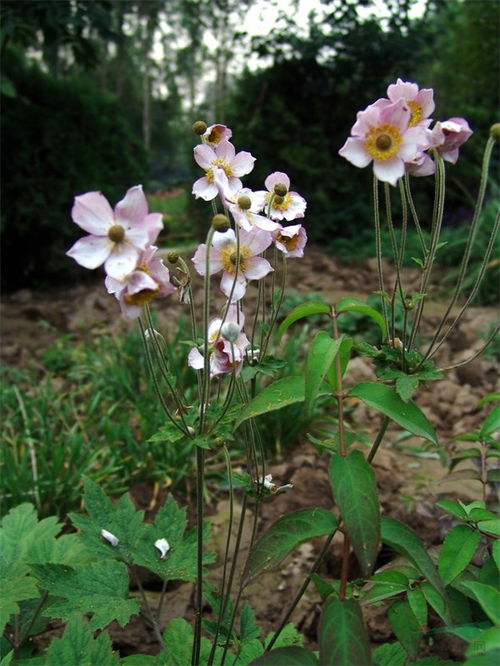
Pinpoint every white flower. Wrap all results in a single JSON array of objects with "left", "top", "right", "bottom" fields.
[
  {"left": 154, "top": 538, "right": 170, "bottom": 559},
  {"left": 100, "top": 529, "right": 119, "bottom": 547}
]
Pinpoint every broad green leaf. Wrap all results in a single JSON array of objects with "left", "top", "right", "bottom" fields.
[
  {"left": 336, "top": 297, "right": 387, "bottom": 339},
  {"left": 318, "top": 597, "right": 371, "bottom": 665},
  {"left": 439, "top": 525, "right": 481, "bottom": 586},
  {"left": 305, "top": 332, "right": 342, "bottom": 417},
  {"left": 234, "top": 640, "right": 265, "bottom": 666},
  {"left": 31, "top": 560, "right": 139, "bottom": 630},
  {"left": 278, "top": 301, "right": 331, "bottom": 339},
  {"left": 0, "top": 503, "right": 61, "bottom": 566},
  {"left": 436, "top": 500, "right": 468, "bottom": 520},
  {"left": 372, "top": 642, "right": 407, "bottom": 666},
  {"left": 0, "top": 651, "right": 14, "bottom": 666},
  {"left": 480, "top": 405, "right": 500, "bottom": 437},
  {"left": 477, "top": 392, "right": 500, "bottom": 406},
  {"left": 492, "top": 540, "right": 500, "bottom": 570},
  {"left": 263, "top": 623, "right": 304, "bottom": 649},
  {"left": 242, "top": 508, "right": 338, "bottom": 586},
  {"left": 235, "top": 376, "right": 305, "bottom": 428},
  {"left": 249, "top": 646, "right": 318, "bottom": 665},
  {"left": 465, "top": 626, "right": 500, "bottom": 656},
  {"left": 381, "top": 517, "right": 446, "bottom": 600},
  {"left": 477, "top": 519, "right": 500, "bottom": 536},
  {"left": 326, "top": 336, "right": 353, "bottom": 392},
  {"left": 45, "top": 616, "right": 120, "bottom": 666},
  {"left": 329, "top": 450, "right": 379, "bottom": 575},
  {"left": 148, "top": 421, "right": 185, "bottom": 444},
  {"left": 349, "top": 382, "right": 438, "bottom": 444},
  {"left": 421, "top": 582, "right": 451, "bottom": 624},
  {"left": 460, "top": 581, "right": 500, "bottom": 624},
  {"left": 464, "top": 649, "right": 500, "bottom": 665},
  {"left": 0, "top": 557, "right": 39, "bottom": 635},
  {"left": 407, "top": 587, "right": 427, "bottom": 628},
  {"left": 395, "top": 375, "right": 419, "bottom": 403},
  {"left": 362, "top": 581, "right": 407, "bottom": 603},
  {"left": 388, "top": 599, "right": 422, "bottom": 660}
]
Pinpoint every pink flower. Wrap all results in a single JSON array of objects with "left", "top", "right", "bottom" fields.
[
  {"left": 406, "top": 150, "right": 436, "bottom": 177},
  {"left": 67, "top": 186, "right": 158, "bottom": 280},
  {"left": 192, "top": 140, "right": 256, "bottom": 201},
  {"left": 105, "top": 246, "right": 176, "bottom": 320},
  {"left": 192, "top": 228, "right": 273, "bottom": 301},
  {"left": 203, "top": 124, "right": 233, "bottom": 146},
  {"left": 339, "top": 98, "right": 426, "bottom": 186},
  {"left": 387, "top": 78, "right": 435, "bottom": 128},
  {"left": 429, "top": 118, "right": 473, "bottom": 164},
  {"left": 273, "top": 224, "right": 307, "bottom": 258},
  {"left": 254, "top": 172, "right": 307, "bottom": 221},
  {"left": 188, "top": 306, "right": 250, "bottom": 377}
]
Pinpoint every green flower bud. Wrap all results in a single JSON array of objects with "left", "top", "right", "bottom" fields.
[
  {"left": 237, "top": 194, "right": 252, "bottom": 210},
  {"left": 212, "top": 214, "right": 230, "bottom": 232},
  {"left": 274, "top": 182, "right": 288, "bottom": 197},
  {"left": 167, "top": 251, "right": 179, "bottom": 264},
  {"left": 273, "top": 195, "right": 285, "bottom": 206},
  {"left": 489, "top": 123, "right": 500, "bottom": 142},
  {"left": 192, "top": 120, "right": 207, "bottom": 135}
]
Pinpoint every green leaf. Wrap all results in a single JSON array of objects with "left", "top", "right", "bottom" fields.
[
  {"left": 249, "top": 646, "right": 318, "bottom": 665},
  {"left": 388, "top": 599, "right": 422, "bottom": 660},
  {"left": 325, "top": 337, "right": 353, "bottom": 392},
  {"left": 465, "top": 626, "right": 500, "bottom": 656},
  {"left": 240, "top": 603, "right": 261, "bottom": 644},
  {"left": 477, "top": 519, "right": 500, "bottom": 536},
  {"left": 395, "top": 375, "right": 419, "bottom": 403},
  {"left": 0, "top": 652, "right": 14, "bottom": 666},
  {"left": 242, "top": 508, "right": 338, "bottom": 586},
  {"left": 421, "top": 582, "right": 451, "bottom": 624},
  {"left": 460, "top": 581, "right": 500, "bottom": 624},
  {"left": 407, "top": 587, "right": 428, "bottom": 628},
  {"left": 148, "top": 421, "right": 185, "bottom": 444},
  {"left": 381, "top": 517, "right": 446, "bottom": 600},
  {"left": 436, "top": 500, "right": 468, "bottom": 521},
  {"left": 235, "top": 376, "right": 305, "bottom": 428},
  {"left": 318, "top": 597, "right": 371, "bottom": 665},
  {"left": 492, "top": 540, "right": 500, "bottom": 570},
  {"left": 31, "top": 560, "right": 139, "bottom": 630},
  {"left": 480, "top": 406, "right": 500, "bottom": 437},
  {"left": 305, "top": 333, "right": 342, "bottom": 417},
  {"left": 45, "top": 616, "right": 120, "bottom": 665},
  {"left": 438, "top": 525, "right": 481, "bottom": 586},
  {"left": 477, "top": 392, "right": 500, "bottom": 406},
  {"left": 372, "top": 642, "right": 407, "bottom": 666},
  {"left": 0, "top": 503, "right": 61, "bottom": 566},
  {"left": 278, "top": 301, "right": 331, "bottom": 339},
  {"left": 336, "top": 297, "right": 387, "bottom": 339},
  {"left": 0, "top": 556, "right": 39, "bottom": 635},
  {"left": 329, "top": 451, "right": 380, "bottom": 575},
  {"left": 158, "top": 618, "right": 193, "bottom": 666},
  {"left": 349, "top": 383, "right": 438, "bottom": 444}
]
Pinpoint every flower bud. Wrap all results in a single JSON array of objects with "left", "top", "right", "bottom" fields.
[
  {"left": 214, "top": 436, "right": 225, "bottom": 447},
  {"left": 490, "top": 123, "right": 500, "bottom": 142},
  {"left": 221, "top": 321, "right": 242, "bottom": 342},
  {"left": 212, "top": 214, "right": 230, "bottom": 232},
  {"left": 154, "top": 538, "right": 170, "bottom": 559},
  {"left": 273, "top": 182, "right": 288, "bottom": 197},
  {"left": 192, "top": 120, "right": 207, "bottom": 135},
  {"left": 167, "top": 251, "right": 179, "bottom": 264},
  {"left": 187, "top": 426, "right": 196, "bottom": 436},
  {"left": 101, "top": 529, "right": 119, "bottom": 547},
  {"left": 237, "top": 194, "right": 252, "bottom": 210},
  {"left": 273, "top": 195, "right": 285, "bottom": 206}
]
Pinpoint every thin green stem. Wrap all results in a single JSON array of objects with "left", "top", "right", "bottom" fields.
[
  {"left": 373, "top": 175, "right": 389, "bottom": 339},
  {"left": 367, "top": 416, "right": 390, "bottom": 463},
  {"left": 404, "top": 173, "right": 428, "bottom": 254},
  {"left": 134, "top": 572, "right": 164, "bottom": 648}
]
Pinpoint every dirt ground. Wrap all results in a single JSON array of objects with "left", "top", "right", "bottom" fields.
[{"left": 1, "top": 245, "right": 498, "bottom": 660}]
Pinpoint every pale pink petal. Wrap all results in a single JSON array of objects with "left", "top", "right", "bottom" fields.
[
  {"left": 72, "top": 191, "right": 114, "bottom": 235},
  {"left": 114, "top": 185, "right": 148, "bottom": 226},
  {"left": 105, "top": 275, "right": 123, "bottom": 294},
  {"left": 264, "top": 171, "right": 290, "bottom": 192},
  {"left": 126, "top": 225, "right": 150, "bottom": 250},
  {"left": 416, "top": 89, "right": 435, "bottom": 118},
  {"left": 251, "top": 191, "right": 268, "bottom": 212},
  {"left": 188, "top": 347, "right": 205, "bottom": 370},
  {"left": 281, "top": 193, "right": 306, "bottom": 221},
  {"left": 441, "top": 148, "right": 460, "bottom": 164},
  {"left": 104, "top": 244, "right": 140, "bottom": 280},
  {"left": 212, "top": 229, "right": 236, "bottom": 249},
  {"left": 244, "top": 257, "right": 273, "bottom": 280},
  {"left": 240, "top": 228, "right": 272, "bottom": 254},
  {"left": 226, "top": 177, "right": 244, "bottom": 197},
  {"left": 231, "top": 208, "right": 253, "bottom": 231},
  {"left": 380, "top": 99, "right": 410, "bottom": 133},
  {"left": 221, "top": 271, "right": 246, "bottom": 301},
  {"left": 118, "top": 297, "right": 143, "bottom": 321},
  {"left": 339, "top": 137, "right": 372, "bottom": 168},
  {"left": 251, "top": 213, "right": 280, "bottom": 231},
  {"left": 192, "top": 177, "right": 218, "bottom": 201},
  {"left": 230, "top": 151, "right": 256, "bottom": 177},
  {"left": 145, "top": 213, "right": 164, "bottom": 244},
  {"left": 194, "top": 144, "right": 216, "bottom": 169},
  {"left": 215, "top": 139, "right": 236, "bottom": 161},
  {"left": 373, "top": 157, "right": 405, "bottom": 186},
  {"left": 192, "top": 243, "right": 223, "bottom": 276},
  {"left": 127, "top": 270, "right": 158, "bottom": 294},
  {"left": 67, "top": 234, "right": 112, "bottom": 269}
]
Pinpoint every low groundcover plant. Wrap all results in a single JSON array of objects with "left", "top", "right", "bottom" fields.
[{"left": 2, "top": 81, "right": 499, "bottom": 665}]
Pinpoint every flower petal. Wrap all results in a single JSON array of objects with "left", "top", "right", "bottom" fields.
[
  {"left": 194, "top": 144, "right": 216, "bottom": 169},
  {"left": 114, "top": 185, "right": 148, "bottom": 227},
  {"left": 373, "top": 157, "right": 404, "bottom": 186},
  {"left": 221, "top": 271, "right": 246, "bottom": 301},
  {"left": 245, "top": 256, "right": 273, "bottom": 280},
  {"left": 72, "top": 191, "right": 114, "bottom": 235},
  {"left": 339, "top": 137, "right": 372, "bottom": 168},
  {"left": 192, "top": 177, "right": 218, "bottom": 201},
  {"left": 264, "top": 171, "right": 290, "bottom": 192},
  {"left": 67, "top": 235, "right": 112, "bottom": 269},
  {"left": 104, "top": 244, "right": 140, "bottom": 280},
  {"left": 231, "top": 151, "right": 256, "bottom": 177}
]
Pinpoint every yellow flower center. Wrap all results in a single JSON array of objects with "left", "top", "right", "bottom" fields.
[
  {"left": 276, "top": 231, "right": 299, "bottom": 251},
  {"left": 205, "top": 159, "right": 234, "bottom": 182},
  {"left": 124, "top": 287, "right": 159, "bottom": 306},
  {"left": 407, "top": 100, "right": 422, "bottom": 127},
  {"left": 266, "top": 192, "right": 292, "bottom": 211},
  {"left": 220, "top": 243, "right": 251, "bottom": 274},
  {"left": 364, "top": 123, "right": 402, "bottom": 161},
  {"left": 108, "top": 224, "right": 125, "bottom": 243}
]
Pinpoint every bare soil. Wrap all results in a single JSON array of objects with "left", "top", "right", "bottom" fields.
[{"left": 1, "top": 245, "right": 498, "bottom": 661}]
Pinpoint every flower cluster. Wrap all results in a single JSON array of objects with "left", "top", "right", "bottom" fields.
[
  {"left": 67, "top": 186, "right": 176, "bottom": 320},
  {"left": 339, "top": 78, "right": 472, "bottom": 185}
]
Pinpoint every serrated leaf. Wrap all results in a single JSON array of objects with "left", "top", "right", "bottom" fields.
[
  {"left": 278, "top": 301, "right": 331, "bottom": 339},
  {"left": 242, "top": 508, "right": 338, "bottom": 586},
  {"left": 240, "top": 602, "right": 261, "bottom": 644},
  {"left": 318, "top": 597, "right": 371, "bottom": 665},
  {"left": 305, "top": 333, "right": 342, "bottom": 417},
  {"left": 235, "top": 376, "right": 305, "bottom": 428},
  {"left": 372, "top": 641, "right": 407, "bottom": 666},
  {"left": 31, "top": 560, "right": 139, "bottom": 630},
  {"left": 480, "top": 406, "right": 500, "bottom": 437},
  {"left": 249, "top": 646, "right": 318, "bottom": 665},
  {"left": 0, "top": 556, "right": 39, "bottom": 635},
  {"left": 438, "top": 525, "right": 481, "bottom": 587},
  {"left": 0, "top": 503, "right": 61, "bottom": 566},
  {"left": 460, "top": 581, "right": 500, "bottom": 624},
  {"left": 336, "top": 297, "right": 387, "bottom": 339},
  {"left": 329, "top": 451, "right": 379, "bottom": 575},
  {"left": 45, "top": 616, "right": 120, "bottom": 665},
  {"left": 388, "top": 599, "right": 422, "bottom": 660},
  {"left": 148, "top": 421, "right": 185, "bottom": 444},
  {"left": 264, "top": 623, "right": 304, "bottom": 649},
  {"left": 381, "top": 517, "right": 446, "bottom": 600},
  {"left": 349, "top": 382, "right": 438, "bottom": 444}
]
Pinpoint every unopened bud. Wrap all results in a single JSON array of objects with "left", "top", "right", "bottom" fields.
[
  {"left": 273, "top": 183, "right": 288, "bottom": 197},
  {"left": 101, "top": 529, "right": 119, "bottom": 547},
  {"left": 154, "top": 538, "right": 170, "bottom": 559},
  {"left": 212, "top": 214, "right": 230, "bottom": 232},
  {"left": 273, "top": 195, "right": 285, "bottom": 206},
  {"left": 490, "top": 123, "right": 500, "bottom": 142},
  {"left": 221, "top": 321, "right": 241, "bottom": 342},
  {"left": 237, "top": 194, "right": 252, "bottom": 210},
  {"left": 167, "top": 251, "right": 179, "bottom": 264},
  {"left": 144, "top": 328, "right": 166, "bottom": 346},
  {"left": 187, "top": 426, "right": 196, "bottom": 436},
  {"left": 192, "top": 120, "right": 207, "bottom": 135},
  {"left": 214, "top": 436, "right": 225, "bottom": 447}
]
